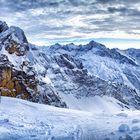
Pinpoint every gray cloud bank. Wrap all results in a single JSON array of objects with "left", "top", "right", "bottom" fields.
[{"left": 0, "top": 0, "right": 140, "bottom": 45}]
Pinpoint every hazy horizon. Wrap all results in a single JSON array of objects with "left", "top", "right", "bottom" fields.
[{"left": 28, "top": 37, "right": 140, "bottom": 50}]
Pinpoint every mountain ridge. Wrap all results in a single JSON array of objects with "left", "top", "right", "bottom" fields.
[{"left": 0, "top": 20, "right": 140, "bottom": 111}]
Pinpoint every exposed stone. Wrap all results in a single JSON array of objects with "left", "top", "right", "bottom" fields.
[
  {"left": 5, "top": 39, "right": 28, "bottom": 56},
  {"left": 0, "top": 66, "right": 37, "bottom": 100},
  {"left": 0, "top": 21, "right": 8, "bottom": 33}
]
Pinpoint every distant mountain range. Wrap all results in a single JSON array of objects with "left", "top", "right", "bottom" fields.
[{"left": 0, "top": 20, "right": 140, "bottom": 111}]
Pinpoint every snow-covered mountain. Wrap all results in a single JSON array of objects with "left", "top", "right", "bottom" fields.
[
  {"left": 0, "top": 20, "right": 140, "bottom": 111},
  {"left": 0, "top": 21, "right": 66, "bottom": 108},
  {"left": 35, "top": 41, "right": 140, "bottom": 110}
]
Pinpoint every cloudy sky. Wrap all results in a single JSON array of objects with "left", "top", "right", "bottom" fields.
[{"left": 0, "top": 0, "right": 140, "bottom": 49}]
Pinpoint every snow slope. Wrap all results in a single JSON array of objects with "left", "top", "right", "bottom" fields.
[
  {"left": 61, "top": 94, "right": 130, "bottom": 113},
  {"left": 1, "top": 97, "right": 140, "bottom": 140}
]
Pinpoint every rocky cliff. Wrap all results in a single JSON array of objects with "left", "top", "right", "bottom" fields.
[{"left": 0, "top": 21, "right": 66, "bottom": 108}]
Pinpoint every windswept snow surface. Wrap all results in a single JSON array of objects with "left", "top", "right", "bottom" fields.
[{"left": 1, "top": 97, "right": 140, "bottom": 140}]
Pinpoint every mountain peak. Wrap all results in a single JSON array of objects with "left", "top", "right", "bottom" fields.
[
  {"left": 88, "top": 40, "right": 106, "bottom": 49},
  {"left": 0, "top": 22, "right": 29, "bottom": 56},
  {"left": 9, "top": 26, "right": 28, "bottom": 44},
  {"left": 0, "top": 21, "right": 9, "bottom": 33},
  {"left": 88, "top": 40, "right": 96, "bottom": 45}
]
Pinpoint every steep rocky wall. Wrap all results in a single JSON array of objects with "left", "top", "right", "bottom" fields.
[
  {"left": 0, "top": 21, "right": 37, "bottom": 100},
  {"left": 0, "top": 21, "right": 67, "bottom": 108},
  {"left": 0, "top": 65, "right": 37, "bottom": 100}
]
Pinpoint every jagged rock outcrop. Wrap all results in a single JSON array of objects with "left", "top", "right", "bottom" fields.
[
  {"left": 0, "top": 21, "right": 66, "bottom": 108},
  {"left": 0, "top": 24, "right": 29, "bottom": 56},
  {"left": 0, "top": 22, "right": 37, "bottom": 100},
  {"left": 0, "top": 21, "right": 8, "bottom": 33}
]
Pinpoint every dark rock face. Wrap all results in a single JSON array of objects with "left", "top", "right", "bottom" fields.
[
  {"left": 0, "top": 54, "right": 12, "bottom": 66},
  {"left": 54, "top": 54, "right": 83, "bottom": 69},
  {"left": 125, "top": 48, "right": 140, "bottom": 62},
  {"left": 0, "top": 21, "right": 8, "bottom": 33},
  {"left": 0, "top": 53, "right": 37, "bottom": 100},
  {"left": 5, "top": 39, "right": 29, "bottom": 56},
  {"left": 123, "top": 68, "right": 140, "bottom": 91},
  {"left": 110, "top": 49, "right": 137, "bottom": 66},
  {"left": 0, "top": 26, "right": 29, "bottom": 56}
]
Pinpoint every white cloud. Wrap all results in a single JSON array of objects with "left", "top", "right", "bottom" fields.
[{"left": 0, "top": 0, "right": 140, "bottom": 48}]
